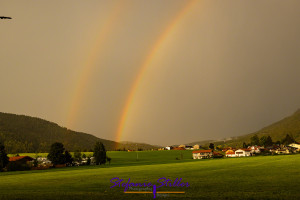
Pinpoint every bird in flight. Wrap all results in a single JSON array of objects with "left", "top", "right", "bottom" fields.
[{"left": 0, "top": 16, "right": 12, "bottom": 19}]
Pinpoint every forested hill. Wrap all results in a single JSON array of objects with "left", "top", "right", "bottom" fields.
[
  {"left": 0, "top": 112, "right": 158, "bottom": 153},
  {"left": 197, "top": 109, "right": 300, "bottom": 148}
]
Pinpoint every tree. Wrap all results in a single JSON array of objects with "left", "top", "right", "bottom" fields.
[
  {"left": 65, "top": 151, "right": 73, "bottom": 166},
  {"left": 250, "top": 134, "right": 259, "bottom": 145},
  {"left": 82, "top": 154, "right": 86, "bottom": 159},
  {"left": 281, "top": 134, "right": 294, "bottom": 145},
  {"left": 243, "top": 142, "right": 247, "bottom": 148},
  {"left": 259, "top": 136, "right": 268, "bottom": 146},
  {"left": 275, "top": 140, "right": 281, "bottom": 145},
  {"left": 265, "top": 136, "right": 273, "bottom": 146},
  {"left": 209, "top": 143, "right": 214, "bottom": 150},
  {"left": 0, "top": 142, "right": 9, "bottom": 171},
  {"left": 47, "top": 142, "right": 66, "bottom": 165},
  {"left": 93, "top": 141, "right": 106, "bottom": 165},
  {"left": 74, "top": 150, "right": 82, "bottom": 162}
]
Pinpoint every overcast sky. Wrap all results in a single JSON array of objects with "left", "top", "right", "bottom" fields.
[{"left": 1, "top": 0, "right": 300, "bottom": 146}]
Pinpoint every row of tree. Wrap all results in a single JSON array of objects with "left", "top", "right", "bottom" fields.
[
  {"left": 0, "top": 140, "right": 109, "bottom": 171},
  {"left": 245, "top": 134, "right": 296, "bottom": 147},
  {"left": 47, "top": 141, "right": 108, "bottom": 165}
]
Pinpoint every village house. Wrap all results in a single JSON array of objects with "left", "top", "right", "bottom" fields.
[
  {"left": 37, "top": 157, "right": 52, "bottom": 165},
  {"left": 225, "top": 149, "right": 236, "bottom": 157},
  {"left": 248, "top": 146, "right": 261, "bottom": 154},
  {"left": 265, "top": 146, "right": 279, "bottom": 153},
  {"left": 235, "top": 149, "right": 251, "bottom": 157},
  {"left": 9, "top": 156, "right": 34, "bottom": 165},
  {"left": 185, "top": 145, "right": 193, "bottom": 150},
  {"left": 173, "top": 147, "right": 185, "bottom": 150},
  {"left": 193, "top": 144, "right": 200, "bottom": 150},
  {"left": 178, "top": 144, "right": 186, "bottom": 148},
  {"left": 7, "top": 156, "right": 34, "bottom": 170},
  {"left": 288, "top": 143, "right": 300, "bottom": 150},
  {"left": 165, "top": 146, "right": 173, "bottom": 150},
  {"left": 275, "top": 149, "right": 290, "bottom": 154},
  {"left": 192, "top": 149, "right": 213, "bottom": 159}
]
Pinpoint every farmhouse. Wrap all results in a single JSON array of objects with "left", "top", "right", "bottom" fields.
[
  {"left": 37, "top": 157, "right": 51, "bottom": 165},
  {"left": 275, "top": 149, "right": 290, "bottom": 154},
  {"left": 235, "top": 149, "right": 251, "bottom": 157},
  {"left": 225, "top": 149, "right": 236, "bottom": 157},
  {"left": 173, "top": 147, "right": 185, "bottom": 150},
  {"left": 185, "top": 145, "right": 194, "bottom": 150},
  {"left": 288, "top": 143, "right": 300, "bottom": 150},
  {"left": 248, "top": 146, "right": 261, "bottom": 154},
  {"left": 7, "top": 156, "right": 34, "bottom": 170},
  {"left": 165, "top": 146, "right": 173, "bottom": 150},
  {"left": 192, "top": 149, "right": 213, "bottom": 159},
  {"left": 9, "top": 156, "right": 34, "bottom": 164}
]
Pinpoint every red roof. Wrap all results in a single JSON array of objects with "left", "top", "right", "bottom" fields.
[
  {"left": 193, "top": 150, "right": 212, "bottom": 153},
  {"left": 226, "top": 152, "right": 235, "bottom": 154},
  {"left": 173, "top": 147, "right": 185, "bottom": 150},
  {"left": 9, "top": 156, "right": 34, "bottom": 162}
]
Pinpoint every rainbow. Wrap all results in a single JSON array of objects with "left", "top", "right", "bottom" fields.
[
  {"left": 65, "top": 1, "right": 125, "bottom": 128},
  {"left": 115, "top": 0, "right": 198, "bottom": 144}
]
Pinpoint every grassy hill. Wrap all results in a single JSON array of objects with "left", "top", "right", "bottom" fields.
[
  {"left": 193, "top": 109, "right": 300, "bottom": 148},
  {"left": 0, "top": 112, "right": 158, "bottom": 153}
]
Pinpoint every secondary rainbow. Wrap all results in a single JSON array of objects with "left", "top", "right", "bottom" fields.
[
  {"left": 115, "top": 0, "right": 198, "bottom": 144},
  {"left": 66, "top": 2, "right": 125, "bottom": 129}
]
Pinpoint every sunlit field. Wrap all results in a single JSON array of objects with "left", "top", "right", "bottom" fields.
[{"left": 1, "top": 151, "right": 300, "bottom": 200}]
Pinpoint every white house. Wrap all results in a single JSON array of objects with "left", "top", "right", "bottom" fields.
[
  {"left": 248, "top": 146, "right": 261, "bottom": 154},
  {"left": 275, "top": 149, "right": 290, "bottom": 154},
  {"left": 235, "top": 149, "right": 251, "bottom": 157},
  {"left": 37, "top": 157, "right": 52, "bottom": 165},
  {"left": 288, "top": 143, "right": 300, "bottom": 150},
  {"left": 165, "top": 146, "right": 172, "bottom": 150},
  {"left": 192, "top": 150, "right": 213, "bottom": 159}
]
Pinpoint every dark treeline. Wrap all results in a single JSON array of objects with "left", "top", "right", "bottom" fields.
[{"left": 245, "top": 133, "right": 296, "bottom": 147}]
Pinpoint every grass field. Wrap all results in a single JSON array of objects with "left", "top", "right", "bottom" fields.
[{"left": 1, "top": 151, "right": 300, "bottom": 200}]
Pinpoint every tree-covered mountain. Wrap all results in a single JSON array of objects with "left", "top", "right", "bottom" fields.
[
  {"left": 0, "top": 112, "right": 159, "bottom": 153},
  {"left": 188, "top": 109, "right": 300, "bottom": 148}
]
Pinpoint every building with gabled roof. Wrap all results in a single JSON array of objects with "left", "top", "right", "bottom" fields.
[
  {"left": 225, "top": 149, "right": 236, "bottom": 157},
  {"left": 9, "top": 156, "right": 34, "bottom": 162},
  {"left": 192, "top": 149, "right": 213, "bottom": 159},
  {"left": 235, "top": 149, "right": 251, "bottom": 157}
]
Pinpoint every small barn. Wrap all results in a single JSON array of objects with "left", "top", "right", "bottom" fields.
[
  {"left": 9, "top": 156, "right": 34, "bottom": 164},
  {"left": 8, "top": 156, "right": 34, "bottom": 171}
]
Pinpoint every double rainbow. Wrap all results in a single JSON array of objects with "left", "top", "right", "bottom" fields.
[{"left": 66, "top": 0, "right": 198, "bottom": 145}]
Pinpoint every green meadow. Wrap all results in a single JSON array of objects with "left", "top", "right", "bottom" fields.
[{"left": 1, "top": 151, "right": 300, "bottom": 200}]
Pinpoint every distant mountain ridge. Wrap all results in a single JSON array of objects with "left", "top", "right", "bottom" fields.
[
  {"left": 0, "top": 112, "right": 158, "bottom": 153},
  {"left": 186, "top": 109, "right": 300, "bottom": 147}
]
